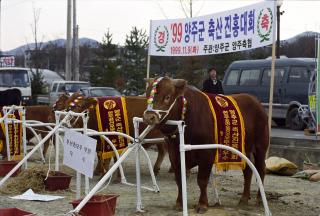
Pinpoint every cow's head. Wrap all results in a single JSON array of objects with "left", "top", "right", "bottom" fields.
[
  {"left": 143, "top": 77, "right": 187, "bottom": 125},
  {"left": 67, "top": 96, "right": 97, "bottom": 113},
  {"left": 53, "top": 93, "right": 70, "bottom": 111}
]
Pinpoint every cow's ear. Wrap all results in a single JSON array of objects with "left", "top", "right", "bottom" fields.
[
  {"left": 84, "top": 97, "right": 97, "bottom": 109},
  {"left": 172, "top": 79, "right": 187, "bottom": 96}
]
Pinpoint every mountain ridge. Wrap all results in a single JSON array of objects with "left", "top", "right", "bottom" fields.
[{"left": 4, "top": 37, "right": 99, "bottom": 56}]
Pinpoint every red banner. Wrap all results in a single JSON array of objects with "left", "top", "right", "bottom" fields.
[
  {"left": 0, "top": 110, "right": 23, "bottom": 160},
  {"left": 202, "top": 94, "right": 246, "bottom": 171},
  {"left": 95, "top": 97, "right": 130, "bottom": 159}
]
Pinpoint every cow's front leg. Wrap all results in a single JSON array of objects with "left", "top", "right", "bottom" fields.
[
  {"left": 174, "top": 167, "right": 183, "bottom": 211},
  {"left": 196, "top": 162, "right": 213, "bottom": 214}
]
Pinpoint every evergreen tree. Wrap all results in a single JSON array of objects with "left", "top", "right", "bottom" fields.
[
  {"left": 123, "top": 27, "right": 148, "bottom": 95},
  {"left": 30, "top": 69, "right": 45, "bottom": 95},
  {"left": 90, "top": 30, "right": 120, "bottom": 87}
]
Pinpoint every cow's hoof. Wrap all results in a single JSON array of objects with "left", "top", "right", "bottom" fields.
[
  {"left": 238, "top": 198, "right": 249, "bottom": 206},
  {"left": 213, "top": 202, "right": 221, "bottom": 207},
  {"left": 153, "top": 168, "right": 160, "bottom": 176},
  {"left": 195, "top": 205, "right": 208, "bottom": 214}
]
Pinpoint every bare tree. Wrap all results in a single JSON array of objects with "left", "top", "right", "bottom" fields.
[{"left": 28, "top": 3, "right": 45, "bottom": 97}]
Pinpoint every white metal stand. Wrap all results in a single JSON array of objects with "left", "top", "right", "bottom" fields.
[
  {"left": 133, "top": 117, "right": 272, "bottom": 216},
  {"left": 0, "top": 111, "right": 74, "bottom": 187},
  {"left": 70, "top": 124, "right": 156, "bottom": 214}
]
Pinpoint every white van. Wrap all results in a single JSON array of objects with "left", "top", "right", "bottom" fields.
[{"left": 0, "top": 67, "right": 32, "bottom": 105}]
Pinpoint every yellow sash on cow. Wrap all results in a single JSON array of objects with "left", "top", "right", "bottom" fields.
[
  {"left": 201, "top": 93, "right": 246, "bottom": 171},
  {"left": 0, "top": 111, "right": 24, "bottom": 160},
  {"left": 95, "top": 97, "right": 130, "bottom": 159}
]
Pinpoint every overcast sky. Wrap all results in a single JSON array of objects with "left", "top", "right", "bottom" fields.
[{"left": 1, "top": 0, "right": 320, "bottom": 51}]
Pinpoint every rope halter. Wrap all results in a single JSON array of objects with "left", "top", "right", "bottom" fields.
[{"left": 145, "top": 77, "right": 187, "bottom": 123}]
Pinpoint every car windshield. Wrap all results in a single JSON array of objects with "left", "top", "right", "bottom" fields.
[
  {"left": 65, "top": 83, "right": 90, "bottom": 92},
  {"left": 0, "top": 69, "right": 29, "bottom": 87},
  {"left": 89, "top": 88, "right": 121, "bottom": 97}
]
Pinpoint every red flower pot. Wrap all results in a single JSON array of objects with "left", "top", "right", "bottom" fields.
[
  {"left": 71, "top": 194, "right": 119, "bottom": 216},
  {"left": 0, "top": 208, "right": 35, "bottom": 216},
  {"left": 43, "top": 171, "right": 72, "bottom": 191},
  {"left": 0, "top": 160, "right": 21, "bottom": 177}
]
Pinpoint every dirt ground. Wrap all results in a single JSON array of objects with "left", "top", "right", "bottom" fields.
[{"left": 0, "top": 149, "right": 319, "bottom": 216}]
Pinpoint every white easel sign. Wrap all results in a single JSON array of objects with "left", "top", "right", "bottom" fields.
[{"left": 63, "top": 129, "right": 97, "bottom": 178}]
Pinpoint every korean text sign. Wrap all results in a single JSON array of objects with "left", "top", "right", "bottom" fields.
[
  {"left": 63, "top": 129, "right": 97, "bottom": 178},
  {"left": 0, "top": 55, "right": 15, "bottom": 67},
  {"left": 149, "top": 1, "right": 276, "bottom": 56}
]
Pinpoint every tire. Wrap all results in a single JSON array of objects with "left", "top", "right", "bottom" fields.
[{"left": 287, "top": 107, "right": 306, "bottom": 130}]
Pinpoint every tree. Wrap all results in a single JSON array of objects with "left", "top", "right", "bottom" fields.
[
  {"left": 28, "top": 4, "right": 45, "bottom": 96},
  {"left": 90, "top": 30, "right": 121, "bottom": 87},
  {"left": 281, "top": 35, "right": 316, "bottom": 58},
  {"left": 122, "top": 27, "right": 148, "bottom": 95},
  {"left": 30, "top": 69, "right": 45, "bottom": 96},
  {"left": 42, "top": 42, "right": 66, "bottom": 74}
]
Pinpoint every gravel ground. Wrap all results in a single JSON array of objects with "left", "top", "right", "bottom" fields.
[{"left": 0, "top": 149, "right": 319, "bottom": 216}]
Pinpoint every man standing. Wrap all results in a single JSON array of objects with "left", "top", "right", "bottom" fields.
[{"left": 202, "top": 67, "right": 224, "bottom": 94}]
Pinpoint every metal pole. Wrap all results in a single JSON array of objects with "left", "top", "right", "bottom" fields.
[
  {"left": 134, "top": 120, "right": 143, "bottom": 212},
  {"left": 140, "top": 146, "right": 160, "bottom": 192},
  {"left": 184, "top": 144, "right": 271, "bottom": 216},
  {"left": 4, "top": 115, "right": 11, "bottom": 160},
  {"left": 276, "top": 5, "right": 280, "bottom": 59},
  {"left": 83, "top": 113, "right": 90, "bottom": 194},
  {"left": 66, "top": 0, "right": 72, "bottom": 80},
  {"left": 74, "top": 25, "right": 80, "bottom": 81},
  {"left": 146, "top": 20, "right": 152, "bottom": 85},
  {"left": 266, "top": 1, "right": 278, "bottom": 157},
  {"left": 73, "top": 0, "right": 80, "bottom": 81},
  {"left": 76, "top": 171, "right": 81, "bottom": 199},
  {"left": 178, "top": 122, "right": 188, "bottom": 216},
  {"left": 71, "top": 145, "right": 136, "bottom": 214},
  {"left": 22, "top": 108, "right": 27, "bottom": 168},
  {"left": 0, "top": 113, "right": 72, "bottom": 187},
  {"left": 55, "top": 113, "right": 60, "bottom": 171}
]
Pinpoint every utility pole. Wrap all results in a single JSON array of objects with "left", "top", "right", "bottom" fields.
[
  {"left": 73, "top": 0, "right": 79, "bottom": 81},
  {"left": 65, "top": 0, "right": 72, "bottom": 80},
  {"left": 74, "top": 25, "right": 80, "bottom": 81},
  {"left": 276, "top": 0, "right": 284, "bottom": 59}
]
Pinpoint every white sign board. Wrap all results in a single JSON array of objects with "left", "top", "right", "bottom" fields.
[
  {"left": 149, "top": 1, "right": 276, "bottom": 56},
  {"left": 63, "top": 129, "right": 97, "bottom": 178}
]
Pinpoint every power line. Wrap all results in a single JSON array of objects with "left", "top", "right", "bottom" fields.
[
  {"left": 153, "top": 0, "right": 168, "bottom": 19},
  {"left": 179, "top": 0, "right": 189, "bottom": 18},
  {"left": 194, "top": 0, "right": 205, "bottom": 17}
]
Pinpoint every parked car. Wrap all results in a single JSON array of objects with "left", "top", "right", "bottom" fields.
[
  {"left": 80, "top": 87, "right": 121, "bottom": 97},
  {"left": 0, "top": 67, "right": 32, "bottom": 105},
  {"left": 222, "top": 58, "right": 316, "bottom": 130},
  {"left": 37, "top": 81, "right": 90, "bottom": 105}
]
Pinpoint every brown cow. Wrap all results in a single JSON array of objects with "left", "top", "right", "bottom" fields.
[
  {"left": 0, "top": 105, "right": 55, "bottom": 158},
  {"left": 143, "top": 77, "right": 269, "bottom": 213},
  {"left": 54, "top": 92, "right": 168, "bottom": 179}
]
